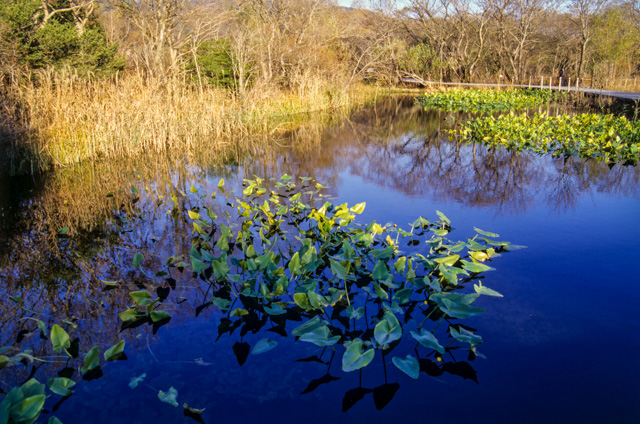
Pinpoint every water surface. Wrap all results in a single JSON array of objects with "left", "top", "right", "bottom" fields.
[{"left": 1, "top": 97, "right": 639, "bottom": 423}]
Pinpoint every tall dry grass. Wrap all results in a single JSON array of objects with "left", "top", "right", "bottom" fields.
[{"left": 3, "top": 69, "right": 384, "bottom": 173}]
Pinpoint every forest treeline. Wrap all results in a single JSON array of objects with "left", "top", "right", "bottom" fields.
[
  {"left": 1, "top": 0, "right": 638, "bottom": 89},
  {"left": 0, "top": 0, "right": 638, "bottom": 173}
]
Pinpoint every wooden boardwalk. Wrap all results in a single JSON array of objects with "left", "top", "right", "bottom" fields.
[{"left": 403, "top": 79, "right": 640, "bottom": 102}]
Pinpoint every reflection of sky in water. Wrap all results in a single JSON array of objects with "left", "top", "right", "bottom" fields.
[{"left": 2, "top": 96, "right": 640, "bottom": 423}]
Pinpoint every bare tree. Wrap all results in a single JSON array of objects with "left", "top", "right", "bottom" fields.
[{"left": 566, "top": 0, "right": 610, "bottom": 78}]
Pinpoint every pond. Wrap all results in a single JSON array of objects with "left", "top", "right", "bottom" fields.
[{"left": 1, "top": 96, "right": 639, "bottom": 424}]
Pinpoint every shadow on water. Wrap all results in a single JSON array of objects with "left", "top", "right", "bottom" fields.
[{"left": 0, "top": 94, "right": 639, "bottom": 422}]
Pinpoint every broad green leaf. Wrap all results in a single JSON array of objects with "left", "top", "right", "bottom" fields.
[
  {"left": 474, "top": 227, "right": 499, "bottom": 238},
  {"left": 0, "top": 355, "right": 8, "bottom": 370},
  {"left": 132, "top": 253, "right": 144, "bottom": 268},
  {"left": 50, "top": 325, "right": 70, "bottom": 353},
  {"left": 394, "top": 256, "right": 407, "bottom": 274},
  {"left": 434, "top": 254, "right": 460, "bottom": 266},
  {"left": 299, "top": 325, "right": 340, "bottom": 347},
  {"left": 329, "top": 258, "right": 349, "bottom": 280},
  {"left": 191, "top": 257, "right": 208, "bottom": 273},
  {"left": 393, "top": 288, "right": 413, "bottom": 305},
  {"left": 46, "top": 378, "right": 75, "bottom": 396},
  {"left": 150, "top": 310, "right": 172, "bottom": 322},
  {"left": 128, "top": 373, "right": 146, "bottom": 389},
  {"left": 217, "top": 178, "right": 224, "bottom": 188},
  {"left": 431, "top": 293, "right": 483, "bottom": 319},
  {"left": 392, "top": 355, "right": 420, "bottom": 379},
  {"left": 411, "top": 328, "right": 446, "bottom": 354},
  {"left": 263, "top": 304, "right": 287, "bottom": 316},
  {"left": 450, "top": 326, "right": 483, "bottom": 346},
  {"left": 294, "top": 293, "right": 313, "bottom": 311},
  {"left": 342, "top": 339, "right": 375, "bottom": 372},
  {"left": 104, "top": 340, "right": 125, "bottom": 361},
  {"left": 474, "top": 282, "right": 503, "bottom": 297},
  {"left": 436, "top": 210, "right": 450, "bottom": 224},
  {"left": 461, "top": 260, "right": 495, "bottom": 273},
  {"left": 130, "top": 290, "right": 153, "bottom": 306},
  {"left": 119, "top": 308, "right": 139, "bottom": 322},
  {"left": 251, "top": 338, "right": 278, "bottom": 355},
  {"left": 57, "top": 226, "right": 68, "bottom": 235},
  {"left": 373, "top": 283, "right": 388, "bottom": 300},
  {"left": 346, "top": 306, "right": 364, "bottom": 320},
  {"left": 158, "top": 387, "right": 179, "bottom": 407},
  {"left": 374, "top": 312, "right": 402, "bottom": 346},
  {"left": 188, "top": 210, "right": 201, "bottom": 220},
  {"left": 292, "top": 316, "right": 324, "bottom": 337},
  {"left": 211, "top": 259, "right": 230, "bottom": 278},
  {"left": 82, "top": 346, "right": 100, "bottom": 373},
  {"left": 230, "top": 308, "right": 248, "bottom": 317},
  {"left": 350, "top": 202, "right": 366, "bottom": 214},
  {"left": 288, "top": 252, "right": 301, "bottom": 276},
  {"left": 9, "top": 394, "right": 45, "bottom": 422},
  {"left": 372, "top": 260, "right": 389, "bottom": 281}
]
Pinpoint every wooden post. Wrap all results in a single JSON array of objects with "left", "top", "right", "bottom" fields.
[
  {"left": 541, "top": 76, "right": 544, "bottom": 88},
  {"left": 567, "top": 77, "right": 571, "bottom": 91},
  {"left": 549, "top": 77, "right": 552, "bottom": 90},
  {"left": 529, "top": 75, "right": 532, "bottom": 88},
  {"left": 559, "top": 77, "right": 562, "bottom": 90}
]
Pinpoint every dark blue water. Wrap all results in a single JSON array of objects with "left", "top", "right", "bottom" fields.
[{"left": 1, "top": 97, "right": 639, "bottom": 423}]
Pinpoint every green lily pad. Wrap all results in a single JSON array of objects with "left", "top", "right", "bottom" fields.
[
  {"left": 342, "top": 339, "right": 375, "bottom": 372},
  {"left": 374, "top": 312, "right": 402, "bottom": 346},
  {"left": 251, "top": 338, "right": 278, "bottom": 355},
  {"left": 392, "top": 355, "right": 420, "bottom": 379},
  {"left": 411, "top": 328, "right": 446, "bottom": 354}
]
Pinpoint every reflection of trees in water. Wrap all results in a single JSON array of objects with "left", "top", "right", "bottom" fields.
[{"left": 260, "top": 95, "right": 640, "bottom": 215}]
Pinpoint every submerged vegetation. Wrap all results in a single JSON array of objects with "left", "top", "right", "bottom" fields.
[
  {"left": 416, "top": 89, "right": 569, "bottom": 112},
  {"left": 454, "top": 112, "right": 640, "bottom": 165},
  {"left": 0, "top": 176, "right": 521, "bottom": 420}
]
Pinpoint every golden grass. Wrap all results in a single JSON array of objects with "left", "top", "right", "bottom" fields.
[{"left": 4, "top": 70, "right": 387, "bottom": 173}]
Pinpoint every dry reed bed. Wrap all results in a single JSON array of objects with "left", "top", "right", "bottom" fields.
[{"left": 10, "top": 71, "right": 379, "bottom": 172}]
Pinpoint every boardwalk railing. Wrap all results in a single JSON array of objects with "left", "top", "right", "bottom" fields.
[{"left": 403, "top": 78, "right": 640, "bottom": 102}]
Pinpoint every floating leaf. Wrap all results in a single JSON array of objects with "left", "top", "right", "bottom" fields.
[
  {"left": 128, "top": 373, "right": 146, "bottom": 389},
  {"left": 431, "top": 293, "right": 483, "bottom": 319},
  {"left": 473, "top": 282, "right": 503, "bottom": 297},
  {"left": 132, "top": 253, "right": 144, "bottom": 268},
  {"left": 342, "top": 339, "right": 375, "bottom": 372},
  {"left": 81, "top": 346, "right": 99, "bottom": 373},
  {"left": 392, "top": 355, "right": 420, "bottom": 379},
  {"left": 50, "top": 325, "right": 70, "bottom": 353},
  {"left": 299, "top": 325, "right": 340, "bottom": 347},
  {"left": 104, "top": 340, "right": 125, "bottom": 361},
  {"left": 130, "top": 290, "right": 152, "bottom": 306},
  {"left": 474, "top": 227, "right": 499, "bottom": 238},
  {"left": 411, "top": 328, "right": 446, "bottom": 354},
  {"left": 158, "top": 387, "right": 179, "bottom": 407},
  {"left": 47, "top": 378, "right": 75, "bottom": 396},
  {"left": 374, "top": 312, "right": 402, "bottom": 346},
  {"left": 450, "top": 326, "right": 483, "bottom": 346},
  {"left": 150, "top": 310, "right": 172, "bottom": 322},
  {"left": 251, "top": 338, "right": 278, "bottom": 355},
  {"left": 57, "top": 226, "right": 68, "bottom": 235},
  {"left": 291, "top": 316, "right": 324, "bottom": 337}
]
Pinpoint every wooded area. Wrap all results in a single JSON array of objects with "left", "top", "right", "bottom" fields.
[{"left": 1, "top": 0, "right": 638, "bottom": 91}]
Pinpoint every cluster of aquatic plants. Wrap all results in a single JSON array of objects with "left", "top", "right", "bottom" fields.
[
  {"left": 0, "top": 175, "right": 520, "bottom": 419},
  {"left": 0, "top": 314, "right": 127, "bottom": 424},
  {"left": 416, "top": 89, "right": 567, "bottom": 112},
  {"left": 151, "top": 176, "right": 519, "bottom": 379},
  {"left": 454, "top": 112, "right": 640, "bottom": 165}
]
